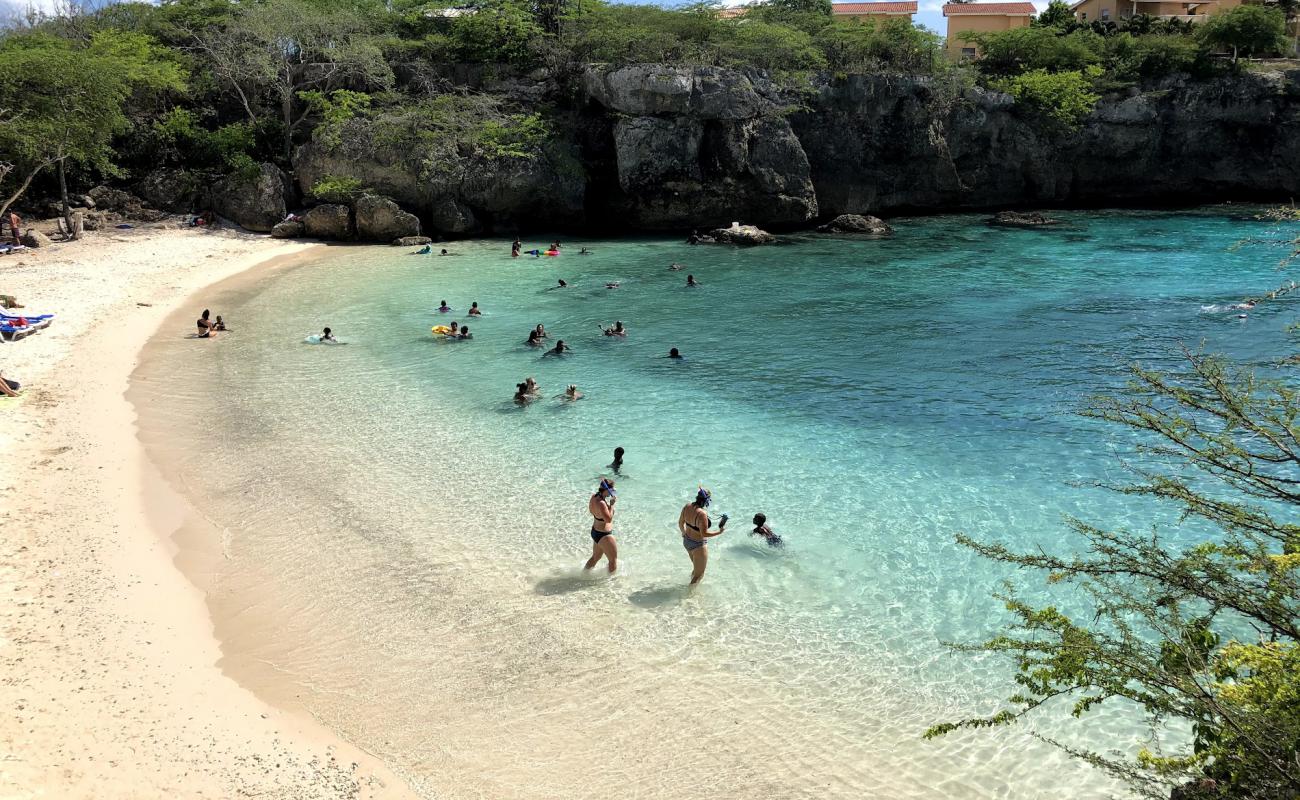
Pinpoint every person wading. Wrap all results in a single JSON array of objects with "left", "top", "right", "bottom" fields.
[{"left": 584, "top": 478, "right": 618, "bottom": 574}]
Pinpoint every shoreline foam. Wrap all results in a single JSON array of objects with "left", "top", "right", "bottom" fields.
[{"left": 0, "top": 228, "right": 417, "bottom": 799}]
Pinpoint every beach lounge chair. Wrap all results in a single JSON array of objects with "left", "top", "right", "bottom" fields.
[
  {"left": 0, "top": 322, "right": 33, "bottom": 341},
  {"left": 0, "top": 310, "right": 51, "bottom": 329}
]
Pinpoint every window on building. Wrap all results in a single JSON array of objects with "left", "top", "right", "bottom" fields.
[
  {"left": 1080, "top": 11, "right": 1088, "bottom": 18},
  {"left": 1101, "top": 7, "right": 1110, "bottom": 18},
  {"left": 961, "top": 47, "right": 976, "bottom": 59}
]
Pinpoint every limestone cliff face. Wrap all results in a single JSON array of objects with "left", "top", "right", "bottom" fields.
[{"left": 259, "top": 65, "right": 1300, "bottom": 238}]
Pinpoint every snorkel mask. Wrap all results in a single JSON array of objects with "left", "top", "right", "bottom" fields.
[{"left": 697, "top": 487, "right": 711, "bottom": 507}]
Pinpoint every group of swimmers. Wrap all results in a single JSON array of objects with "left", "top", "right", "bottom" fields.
[
  {"left": 513, "top": 376, "right": 582, "bottom": 405},
  {"left": 511, "top": 239, "right": 592, "bottom": 258},
  {"left": 586, "top": 461, "right": 783, "bottom": 585},
  {"left": 195, "top": 308, "right": 228, "bottom": 338}
]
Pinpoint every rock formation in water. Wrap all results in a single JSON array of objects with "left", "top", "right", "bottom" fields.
[{"left": 201, "top": 64, "right": 1300, "bottom": 240}]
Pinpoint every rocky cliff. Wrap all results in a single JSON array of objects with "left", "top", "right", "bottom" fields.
[{"left": 213, "top": 64, "right": 1300, "bottom": 238}]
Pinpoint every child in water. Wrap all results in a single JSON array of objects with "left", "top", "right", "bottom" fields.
[
  {"left": 751, "top": 513, "right": 783, "bottom": 547},
  {"left": 610, "top": 446, "right": 624, "bottom": 474}
]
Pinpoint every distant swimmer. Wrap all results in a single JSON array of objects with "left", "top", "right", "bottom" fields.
[
  {"left": 525, "top": 377, "right": 540, "bottom": 396},
  {"left": 514, "top": 382, "right": 532, "bottom": 405},
  {"left": 557, "top": 279, "right": 568, "bottom": 288},
  {"left": 751, "top": 513, "right": 784, "bottom": 547},
  {"left": 512, "top": 238, "right": 521, "bottom": 258},
  {"left": 526, "top": 249, "right": 543, "bottom": 258},
  {"left": 448, "top": 321, "right": 460, "bottom": 336},
  {"left": 561, "top": 384, "right": 583, "bottom": 401},
  {"left": 610, "top": 446, "right": 625, "bottom": 475},
  {"left": 456, "top": 325, "right": 472, "bottom": 339},
  {"left": 584, "top": 478, "right": 618, "bottom": 574},
  {"left": 546, "top": 339, "right": 571, "bottom": 356},
  {"left": 439, "top": 248, "right": 449, "bottom": 256},
  {"left": 678, "top": 487, "right": 726, "bottom": 585},
  {"left": 438, "top": 300, "right": 452, "bottom": 312},
  {"left": 605, "top": 282, "right": 620, "bottom": 289},
  {"left": 668, "top": 347, "right": 684, "bottom": 360},
  {"left": 469, "top": 302, "right": 482, "bottom": 316},
  {"left": 527, "top": 329, "right": 544, "bottom": 346},
  {"left": 415, "top": 244, "right": 432, "bottom": 254},
  {"left": 320, "top": 326, "right": 337, "bottom": 343},
  {"left": 686, "top": 274, "right": 699, "bottom": 287},
  {"left": 603, "top": 321, "right": 627, "bottom": 337},
  {"left": 579, "top": 247, "right": 592, "bottom": 255},
  {"left": 668, "top": 263, "right": 684, "bottom": 271}
]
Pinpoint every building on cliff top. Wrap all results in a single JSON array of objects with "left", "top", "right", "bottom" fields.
[
  {"left": 1069, "top": 0, "right": 1242, "bottom": 23},
  {"left": 942, "top": 2, "right": 1036, "bottom": 59}
]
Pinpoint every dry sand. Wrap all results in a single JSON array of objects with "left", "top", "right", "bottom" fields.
[{"left": 0, "top": 226, "right": 418, "bottom": 799}]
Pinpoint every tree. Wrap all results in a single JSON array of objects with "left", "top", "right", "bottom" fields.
[
  {"left": 1197, "top": 4, "right": 1286, "bottom": 63},
  {"left": 190, "top": 0, "right": 393, "bottom": 161},
  {"left": 0, "top": 30, "right": 185, "bottom": 232},
  {"left": 927, "top": 348, "right": 1300, "bottom": 799},
  {"left": 1034, "top": 0, "right": 1076, "bottom": 30}
]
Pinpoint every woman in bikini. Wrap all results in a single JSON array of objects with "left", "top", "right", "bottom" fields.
[
  {"left": 584, "top": 479, "right": 618, "bottom": 574},
  {"left": 677, "top": 487, "right": 726, "bottom": 584}
]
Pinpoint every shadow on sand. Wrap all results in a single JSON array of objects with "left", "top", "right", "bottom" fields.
[{"left": 628, "top": 582, "right": 689, "bottom": 609}]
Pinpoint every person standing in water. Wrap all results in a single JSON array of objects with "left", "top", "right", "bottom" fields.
[
  {"left": 686, "top": 274, "right": 699, "bottom": 287},
  {"left": 584, "top": 478, "right": 618, "bottom": 574},
  {"left": 511, "top": 238, "right": 521, "bottom": 258},
  {"left": 610, "top": 446, "right": 625, "bottom": 474},
  {"left": 468, "top": 302, "right": 482, "bottom": 316},
  {"left": 678, "top": 487, "right": 726, "bottom": 584}
]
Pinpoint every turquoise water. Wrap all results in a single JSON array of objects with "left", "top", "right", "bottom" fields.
[{"left": 134, "top": 209, "right": 1299, "bottom": 799}]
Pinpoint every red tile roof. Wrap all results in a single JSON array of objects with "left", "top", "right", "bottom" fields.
[
  {"left": 833, "top": 2, "right": 919, "bottom": 13},
  {"left": 942, "top": 2, "right": 1037, "bottom": 14}
]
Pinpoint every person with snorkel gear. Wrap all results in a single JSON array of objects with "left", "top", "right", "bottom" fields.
[
  {"left": 584, "top": 478, "right": 619, "bottom": 575},
  {"left": 678, "top": 487, "right": 727, "bottom": 585}
]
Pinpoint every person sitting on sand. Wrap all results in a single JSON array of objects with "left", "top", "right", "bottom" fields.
[
  {"left": 214, "top": 315, "right": 228, "bottom": 332},
  {"left": 561, "top": 384, "right": 583, "bottom": 401},
  {"left": 678, "top": 487, "right": 726, "bottom": 585},
  {"left": 197, "top": 309, "right": 217, "bottom": 338},
  {"left": 321, "top": 327, "right": 336, "bottom": 343},
  {"left": 610, "top": 446, "right": 624, "bottom": 475},
  {"left": 468, "top": 302, "right": 482, "bottom": 316},
  {"left": 668, "top": 347, "right": 684, "bottom": 360},
  {"left": 686, "top": 274, "right": 699, "bottom": 287},
  {"left": 0, "top": 369, "right": 22, "bottom": 397},
  {"left": 0, "top": 293, "right": 24, "bottom": 309},
  {"left": 603, "top": 321, "right": 627, "bottom": 337},
  {"left": 751, "top": 513, "right": 783, "bottom": 547},
  {"left": 546, "top": 340, "right": 571, "bottom": 356},
  {"left": 438, "top": 300, "right": 452, "bottom": 313}
]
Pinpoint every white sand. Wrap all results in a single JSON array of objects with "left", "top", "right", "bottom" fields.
[{"left": 0, "top": 227, "right": 418, "bottom": 799}]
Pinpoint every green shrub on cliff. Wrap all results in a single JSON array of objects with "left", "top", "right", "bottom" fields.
[
  {"left": 1105, "top": 33, "right": 1205, "bottom": 81},
  {"left": 310, "top": 175, "right": 366, "bottom": 203},
  {"left": 966, "top": 27, "right": 1103, "bottom": 77},
  {"left": 992, "top": 67, "right": 1101, "bottom": 128},
  {"left": 815, "top": 18, "right": 943, "bottom": 73},
  {"left": 1197, "top": 4, "right": 1287, "bottom": 62},
  {"left": 721, "top": 21, "right": 827, "bottom": 70}
]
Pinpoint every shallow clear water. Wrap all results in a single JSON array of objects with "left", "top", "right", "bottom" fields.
[{"left": 134, "top": 209, "right": 1300, "bottom": 799}]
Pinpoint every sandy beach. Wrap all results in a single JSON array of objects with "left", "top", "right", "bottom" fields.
[{"left": 0, "top": 226, "right": 416, "bottom": 799}]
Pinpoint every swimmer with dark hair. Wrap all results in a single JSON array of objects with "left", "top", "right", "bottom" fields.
[
  {"left": 668, "top": 263, "right": 684, "bottom": 271},
  {"left": 469, "top": 302, "right": 482, "bottom": 316},
  {"left": 751, "top": 513, "right": 783, "bottom": 547},
  {"left": 438, "top": 300, "right": 452, "bottom": 312},
  {"left": 668, "top": 347, "right": 683, "bottom": 359},
  {"left": 321, "top": 327, "right": 336, "bottom": 343},
  {"left": 457, "top": 325, "right": 472, "bottom": 339},
  {"left": 610, "top": 446, "right": 625, "bottom": 474},
  {"left": 603, "top": 321, "right": 627, "bottom": 337},
  {"left": 558, "top": 279, "right": 568, "bottom": 288},
  {"left": 545, "top": 339, "right": 571, "bottom": 356},
  {"left": 579, "top": 248, "right": 592, "bottom": 255},
  {"left": 686, "top": 274, "right": 699, "bottom": 287},
  {"left": 606, "top": 282, "right": 620, "bottom": 289}
]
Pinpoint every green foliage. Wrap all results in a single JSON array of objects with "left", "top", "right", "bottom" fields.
[
  {"left": 564, "top": 2, "right": 730, "bottom": 64},
  {"left": 476, "top": 112, "right": 551, "bottom": 159},
  {"left": 310, "top": 175, "right": 366, "bottom": 203},
  {"left": 1034, "top": 0, "right": 1075, "bottom": 30},
  {"left": 722, "top": 21, "right": 826, "bottom": 70},
  {"left": 446, "top": 0, "right": 544, "bottom": 65},
  {"left": 929, "top": 350, "right": 1300, "bottom": 798},
  {"left": 0, "top": 29, "right": 185, "bottom": 201},
  {"left": 1198, "top": 4, "right": 1287, "bottom": 62},
  {"left": 992, "top": 66, "right": 1100, "bottom": 127},
  {"left": 148, "top": 109, "right": 261, "bottom": 179},
  {"left": 1105, "top": 33, "right": 1204, "bottom": 82},
  {"left": 967, "top": 27, "right": 1103, "bottom": 77},
  {"left": 815, "top": 18, "right": 942, "bottom": 72}
]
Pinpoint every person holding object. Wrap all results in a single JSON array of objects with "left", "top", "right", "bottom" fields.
[
  {"left": 584, "top": 478, "right": 618, "bottom": 574},
  {"left": 678, "top": 487, "right": 726, "bottom": 584}
]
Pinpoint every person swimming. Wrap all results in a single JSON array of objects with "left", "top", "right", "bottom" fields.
[
  {"left": 415, "top": 245, "right": 432, "bottom": 255},
  {"left": 439, "top": 248, "right": 449, "bottom": 256},
  {"left": 456, "top": 325, "right": 472, "bottom": 339},
  {"left": 524, "top": 377, "right": 540, "bottom": 397},
  {"left": 579, "top": 247, "right": 591, "bottom": 255},
  {"left": 605, "top": 282, "right": 620, "bottom": 289},
  {"left": 468, "top": 302, "right": 482, "bottom": 316},
  {"left": 550, "top": 241, "right": 562, "bottom": 251},
  {"left": 610, "top": 446, "right": 624, "bottom": 474},
  {"left": 557, "top": 279, "right": 568, "bottom": 288},
  {"left": 526, "top": 249, "right": 543, "bottom": 257},
  {"left": 678, "top": 487, "right": 726, "bottom": 584},
  {"left": 603, "top": 321, "right": 627, "bottom": 337},
  {"left": 668, "top": 347, "right": 683, "bottom": 359},
  {"left": 438, "top": 300, "right": 452, "bottom": 312},
  {"left": 526, "top": 329, "right": 544, "bottom": 346},
  {"left": 546, "top": 339, "right": 570, "bottom": 356},
  {"left": 320, "top": 326, "right": 336, "bottom": 343},
  {"left": 668, "top": 263, "right": 683, "bottom": 271},
  {"left": 514, "top": 382, "right": 532, "bottom": 404},
  {"left": 751, "top": 513, "right": 783, "bottom": 547},
  {"left": 561, "top": 384, "right": 583, "bottom": 400},
  {"left": 686, "top": 274, "right": 699, "bottom": 287}
]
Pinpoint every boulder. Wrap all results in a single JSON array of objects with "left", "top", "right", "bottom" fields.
[
  {"left": 302, "top": 204, "right": 353, "bottom": 240},
  {"left": 818, "top": 214, "right": 893, "bottom": 235},
  {"left": 706, "top": 224, "right": 775, "bottom": 246},
  {"left": 428, "top": 197, "right": 477, "bottom": 235},
  {"left": 87, "top": 186, "right": 142, "bottom": 212},
  {"left": 353, "top": 194, "right": 420, "bottom": 242},
  {"left": 989, "top": 211, "right": 1061, "bottom": 228},
  {"left": 207, "top": 163, "right": 288, "bottom": 232},
  {"left": 393, "top": 236, "right": 432, "bottom": 247},
  {"left": 134, "top": 170, "right": 201, "bottom": 214},
  {"left": 271, "top": 219, "right": 305, "bottom": 239},
  {"left": 20, "top": 229, "right": 52, "bottom": 248}
]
